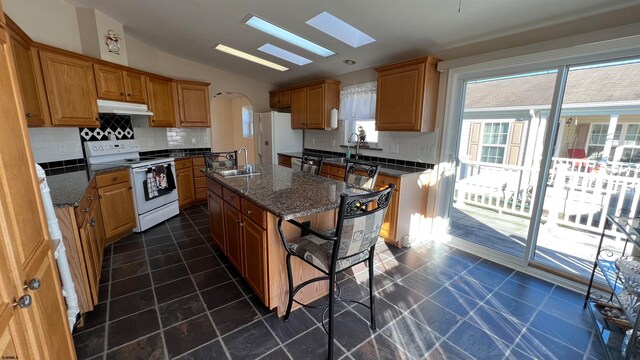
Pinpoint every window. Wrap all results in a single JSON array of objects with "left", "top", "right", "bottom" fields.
[
  {"left": 241, "top": 106, "right": 253, "bottom": 138},
  {"left": 480, "top": 122, "right": 509, "bottom": 163},
  {"left": 352, "top": 119, "right": 378, "bottom": 144},
  {"left": 586, "top": 123, "right": 622, "bottom": 160}
]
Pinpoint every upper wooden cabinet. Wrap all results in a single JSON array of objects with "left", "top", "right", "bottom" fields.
[
  {"left": 176, "top": 80, "right": 210, "bottom": 127},
  {"left": 39, "top": 48, "right": 99, "bottom": 127},
  {"left": 146, "top": 76, "right": 176, "bottom": 127},
  {"left": 282, "top": 80, "right": 339, "bottom": 129},
  {"left": 94, "top": 63, "right": 148, "bottom": 103},
  {"left": 269, "top": 89, "right": 291, "bottom": 108},
  {"left": 375, "top": 56, "right": 440, "bottom": 132},
  {"left": 6, "top": 17, "right": 50, "bottom": 126}
]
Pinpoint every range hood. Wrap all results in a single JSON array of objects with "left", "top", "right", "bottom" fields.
[{"left": 97, "top": 99, "right": 154, "bottom": 116}]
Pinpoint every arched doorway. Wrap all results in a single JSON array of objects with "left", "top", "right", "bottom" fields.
[{"left": 211, "top": 92, "right": 255, "bottom": 164}]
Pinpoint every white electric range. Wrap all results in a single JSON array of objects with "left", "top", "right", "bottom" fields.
[{"left": 84, "top": 139, "right": 179, "bottom": 232}]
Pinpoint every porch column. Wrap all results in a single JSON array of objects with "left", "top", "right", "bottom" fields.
[{"left": 602, "top": 114, "right": 619, "bottom": 160}]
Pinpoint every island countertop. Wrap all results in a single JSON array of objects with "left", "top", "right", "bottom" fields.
[{"left": 202, "top": 164, "right": 372, "bottom": 220}]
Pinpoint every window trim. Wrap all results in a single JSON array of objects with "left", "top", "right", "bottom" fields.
[
  {"left": 585, "top": 122, "right": 640, "bottom": 161},
  {"left": 347, "top": 118, "right": 379, "bottom": 146},
  {"left": 479, "top": 121, "right": 511, "bottom": 164}
]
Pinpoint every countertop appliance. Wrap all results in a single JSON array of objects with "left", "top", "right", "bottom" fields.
[
  {"left": 253, "top": 112, "right": 303, "bottom": 166},
  {"left": 84, "top": 139, "right": 179, "bottom": 232}
]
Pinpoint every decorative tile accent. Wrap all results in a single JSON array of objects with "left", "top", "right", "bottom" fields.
[{"left": 79, "top": 114, "right": 135, "bottom": 143}]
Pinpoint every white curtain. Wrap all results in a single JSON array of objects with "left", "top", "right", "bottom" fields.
[{"left": 339, "top": 81, "right": 377, "bottom": 120}]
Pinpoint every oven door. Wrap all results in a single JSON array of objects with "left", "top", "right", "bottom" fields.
[{"left": 131, "top": 163, "right": 179, "bottom": 214}]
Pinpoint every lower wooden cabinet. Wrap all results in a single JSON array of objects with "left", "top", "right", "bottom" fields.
[
  {"left": 242, "top": 218, "right": 268, "bottom": 302},
  {"left": 177, "top": 166, "right": 195, "bottom": 207},
  {"left": 208, "top": 190, "right": 225, "bottom": 252},
  {"left": 224, "top": 203, "right": 243, "bottom": 271},
  {"left": 98, "top": 181, "right": 136, "bottom": 240}
]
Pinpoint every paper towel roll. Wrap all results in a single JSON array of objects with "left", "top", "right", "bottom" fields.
[{"left": 326, "top": 108, "right": 338, "bottom": 130}]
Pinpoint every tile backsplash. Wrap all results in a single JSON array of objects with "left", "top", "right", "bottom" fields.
[{"left": 79, "top": 114, "right": 134, "bottom": 142}]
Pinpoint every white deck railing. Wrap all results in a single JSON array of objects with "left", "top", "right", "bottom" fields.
[{"left": 455, "top": 158, "right": 640, "bottom": 236}]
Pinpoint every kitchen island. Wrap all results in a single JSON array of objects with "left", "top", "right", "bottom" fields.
[{"left": 203, "top": 164, "right": 370, "bottom": 316}]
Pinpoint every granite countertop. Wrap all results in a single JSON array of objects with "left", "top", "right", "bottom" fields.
[
  {"left": 47, "top": 166, "right": 129, "bottom": 208},
  {"left": 169, "top": 152, "right": 208, "bottom": 160},
  {"left": 278, "top": 152, "right": 430, "bottom": 177},
  {"left": 203, "top": 165, "right": 372, "bottom": 220}
]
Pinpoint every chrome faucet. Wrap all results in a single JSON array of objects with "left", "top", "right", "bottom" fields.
[
  {"left": 348, "top": 133, "right": 361, "bottom": 159},
  {"left": 239, "top": 147, "right": 253, "bottom": 173}
]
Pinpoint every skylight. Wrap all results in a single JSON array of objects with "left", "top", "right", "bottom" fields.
[
  {"left": 306, "top": 12, "right": 375, "bottom": 48},
  {"left": 214, "top": 44, "right": 289, "bottom": 72},
  {"left": 258, "top": 44, "right": 312, "bottom": 66},
  {"left": 243, "top": 15, "right": 335, "bottom": 57}
]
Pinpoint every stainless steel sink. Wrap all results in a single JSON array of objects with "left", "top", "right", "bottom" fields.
[{"left": 216, "top": 169, "right": 260, "bottom": 178}]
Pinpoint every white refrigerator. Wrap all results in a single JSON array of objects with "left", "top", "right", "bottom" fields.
[{"left": 253, "top": 112, "right": 303, "bottom": 165}]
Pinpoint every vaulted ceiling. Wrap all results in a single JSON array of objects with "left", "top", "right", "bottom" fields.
[{"left": 66, "top": 0, "right": 640, "bottom": 86}]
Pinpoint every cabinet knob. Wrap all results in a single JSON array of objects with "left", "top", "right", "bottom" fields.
[
  {"left": 120, "top": 92, "right": 125, "bottom": 96},
  {"left": 247, "top": 210, "right": 253, "bottom": 215},
  {"left": 24, "top": 278, "right": 41, "bottom": 291},
  {"left": 98, "top": 195, "right": 103, "bottom": 200},
  {"left": 96, "top": 117, "right": 99, "bottom": 121},
  {"left": 152, "top": 119, "right": 156, "bottom": 123},
  {"left": 26, "top": 112, "right": 33, "bottom": 118},
  {"left": 127, "top": 93, "right": 132, "bottom": 96},
  {"left": 90, "top": 218, "right": 96, "bottom": 227},
  {"left": 240, "top": 222, "right": 245, "bottom": 227},
  {"left": 129, "top": 186, "right": 133, "bottom": 190},
  {"left": 83, "top": 207, "right": 90, "bottom": 213},
  {"left": 13, "top": 295, "right": 32, "bottom": 309},
  {"left": 113, "top": 176, "right": 119, "bottom": 181},
  {"left": 88, "top": 196, "right": 94, "bottom": 201}
]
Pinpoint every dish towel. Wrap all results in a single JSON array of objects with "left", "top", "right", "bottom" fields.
[
  {"left": 143, "top": 164, "right": 177, "bottom": 201},
  {"left": 145, "top": 169, "right": 159, "bottom": 199}
]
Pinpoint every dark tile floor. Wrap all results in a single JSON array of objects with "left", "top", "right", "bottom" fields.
[{"left": 73, "top": 205, "right": 604, "bottom": 360}]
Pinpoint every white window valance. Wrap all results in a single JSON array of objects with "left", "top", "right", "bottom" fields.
[{"left": 339, "top": 81, "right": 377, "bottom": 121}]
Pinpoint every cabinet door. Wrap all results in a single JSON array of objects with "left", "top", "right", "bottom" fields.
[
  {"left": 146, "top": 76, "right": 176, "bottom": 127},
  {"left": 98, "top": 182, "right": 136, "bottom": 239},
  {"left": 39, "top": 49, "right": 99, "bottom": 127},
  {"left": 93, "top": 63, "right": 125, "bottom": 101},
  {"left": 375, "top": 185, "right": 399, "bottom": 241},
  {"left": 123, "top": 71, "right": 147, "bottom": 103},
  {"left": 177, "top": 167, "right": 195, "bottom": 207},
  {"left": 79, "top": 215, "right": 99, "bottom": 305},
  {"left": 278, "top": 90, "right": 291, "bottom": 107},
  {"left": 224, "top": 204, "right": 243, "bottom": 272},
  {"left": 242, "top": 218, "right": 267, "bottom": 303},
  {"left": 269, "top": 92, "right": 279, "bottom": 108},
  {"left": 0, "top": 27, "right": 75, "bottom": 359},
  {"left": 290, "top": 87, "right": 306, "bottom": 129},
  {"left": 7, "top": 26, "right": 49, "bottom": 126},
  {"left": 0, "top": 310, "right": 22, "bottom": 360},
  {"left": 208, "top": 191, "right": 225, "bottom": 252},
  {"left": 177, "top": 82, "right": 210, "bottom": 127},
  {"left": 306, "top": 84, "right": 325, "bottom": 129},
  {"left": 376, "top": 63, "right": 425, "bottom": 131}
]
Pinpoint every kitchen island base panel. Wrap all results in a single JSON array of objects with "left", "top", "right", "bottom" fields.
[{"left": 267, "top": 210, "right": 336, "bottom": 317}]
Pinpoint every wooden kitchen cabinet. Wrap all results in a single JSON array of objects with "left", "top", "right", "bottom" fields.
[
  {"left": 272, "top": 80, "right": 340, "bottom": 129},
  {"left": 375, "top": 175, "right": 400, "bottom": 240},
  {"left": 123, "top": 70, "right": 147, "bottom": 103},
  {"left": 176, "top": 80, "right": 211, "bottom": 127},
  {"left": 375, "top": 56, "right": 439, "bottom": 132},
  {"left": 78, "top": 205, "right": 100, "bottom": 304},
  {"left": 269, "top": 89, "right": 291, "bottom": 108},
  {"left": 146, "top": 76, "right": 176, "bottom": 127},
  {"left": 177, "top": 166, "right": 195, "bottom": 208},
  {"left": 290, "top": 87, "right": 306, "bottom": 129},
  {"left": 208, "top": 189, "right": 226, "bottom": 252},
  {"left": 193, "top": 157, "right": 207, "bottom": 200},
  {"left": 224, "top": 203, "right": 243, "bottom": 272},
  {"left": 98, "top": 172, "right": 136, "bottom": 240},
  {"left": 93, "top": 63, "right": 126, "bottom": 101},
  {"left": 38, "top": 47, "right": 99, "bottom": 127},
  {"left": 6, "top": 17, "right": 50, "bottom": 126},
  {"left": 243, "top": 216, "right": 268, "bottom": 303},
  {"left": 305, "top": 83, "right": 327, "bottom": 129}
]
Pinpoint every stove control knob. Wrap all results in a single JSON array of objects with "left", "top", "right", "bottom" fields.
[
  {"left": 135, "top": 143, "right": 139, "bottom": 148},
  {"left": 99, "top": 146, "right": 104, "bottom": 151},
  {"left": 93, "top": 146, "right": 98, "bottom": 151}
]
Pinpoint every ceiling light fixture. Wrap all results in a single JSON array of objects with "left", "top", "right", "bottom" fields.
[
  {"left": 243, "top": 14, "right": 335, "bottom": 57},
  {"left": 214, "top": 44, "right": 289, "bottom": 71},
  {"left": 343, "top": 59, "right": 356, "bottom": 65},
  {"left": 258, "top": 44, "right": 312, "bottom": 66},
  {"left": 306, "top": 12, "right": 375, "bottom": 48}
]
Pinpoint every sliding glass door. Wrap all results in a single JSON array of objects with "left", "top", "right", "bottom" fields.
[{"left": 448, "top": 57, "right": 640, "bottom": 281}]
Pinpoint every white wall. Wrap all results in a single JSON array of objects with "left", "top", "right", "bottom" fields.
[{"left": 231, "top": 97, "right": 254, "bottom": 164}]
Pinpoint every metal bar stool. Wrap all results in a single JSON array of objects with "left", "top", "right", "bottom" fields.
[
  {"left": 344, "top": 159, "right": 380, "bottom": 190},
  {"left": 301, "top": 153, "right": 324, "bottom": 175},
  {"left": 277, "top": 184, "right": 395, "bottom": 359},
  {"left": 203, "top": 151, "right": 238, "bottom": 171}
]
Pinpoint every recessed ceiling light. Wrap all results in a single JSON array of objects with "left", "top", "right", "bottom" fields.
[
  {"left": 306, "top": 12, "right": 375, "bottom": 48},
  {"left": 344, "top": 59, "right": 356, "bottom": 65},
  {"left": 214, "top": 44, "right": 289, "bottom": 72},
  {"left": 243, "top": 14, "right": 335, "bottom": 57},
  {"left": 258, "top": 44, "right": 312, "bottom": 66}
]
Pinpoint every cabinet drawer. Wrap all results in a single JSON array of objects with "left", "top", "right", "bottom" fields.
[
  {"left": 222, "top": 187, "right": 240, "bottom": 209},
  {"left": 320, "top": 164, "right": 331, "bottom": 176},
  {"left": 175, "top": 158, "right": 192, "bottom": 170},
  {"left": 330, "top": 165, "right": 346, "bottom": 178},
  {"left": 192, "top": 157, "right": 205, "bottom": 166},
  {"left": 207, "top": 178, "right": 222, "bottom": 196},
  {"left": 277, "top": 154, "right": 292, "bottom": 168},
  {"left": 194, "top": 177, "right": 206, "bottom": 189},
  {"left": 375, "top": 174, "right": 399, "bottom": 189},
  {"left": 195, "top": 188, "right": 207, "bottom": 200},
  {"left": 95, "top": 169, "right": 129, "bottom": 187},
  {"left": 75, "top": 186, "right": 97, "bottom": 227},
  {"left": 193, "top": 167, "right": 205, "bottom": 178},
  {"left": 241, "top": 198, "right": 266, "bottom": 228}
]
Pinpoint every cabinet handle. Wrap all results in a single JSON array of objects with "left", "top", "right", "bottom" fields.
[
  {"left": 13, "top": 295, "right": 32, "bottom": 309},
  {"left": 26, "top": 112, "right": 33, "bottom": 118},
  {"left": 113, "top": 176, "right": 119, "bottom": 181},
  {"left": 24, "top": 278, "right": 41, "bottom": 291},
  {"left": 83, "top": 207, "right": 90, "bottom": 213},
  {"left": 88, "top": 196, "right": 94, "bottom": 201},
  {"left": 95, "top": 117, "right": 99, "bottom": 121},
  {"left": 90, "top": 218, "right": 96, "bottom": 227},
  {"left": 127, "top": 93, "right": 132, "bottom": 96},
  {"left": 247, "top": 210, "right": 253, "bottom": 215}
]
